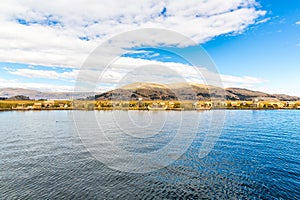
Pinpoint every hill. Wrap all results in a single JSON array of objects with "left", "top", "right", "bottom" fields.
[
  {"left": 226, "top": 88, "right": 300, "bottom": 101},
  {"left": 1, "top": 83, "right": 299, "bottom": 101},
  {"left": 95, "top": 82, "right": 300, "bottom": 101}
]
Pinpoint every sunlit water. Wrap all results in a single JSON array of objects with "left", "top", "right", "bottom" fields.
[{"left": 0, "top": 110, "right": 299, "bottom": 199}]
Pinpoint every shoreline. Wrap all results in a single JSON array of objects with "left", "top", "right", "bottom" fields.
[{"left": 1, "top": 107, "right": 300, "bottom": 112}]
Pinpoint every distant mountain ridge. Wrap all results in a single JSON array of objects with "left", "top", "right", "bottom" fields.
[
  {"left": 1, "top": 83, "right": 299, "bottom": 101},
  {"left": 0, "top": 88, "right": 93, "bottom": 100}
]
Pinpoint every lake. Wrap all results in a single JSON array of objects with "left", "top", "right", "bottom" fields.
[{"left": 1, "top": 110, "right": 299, "bottom": 199}]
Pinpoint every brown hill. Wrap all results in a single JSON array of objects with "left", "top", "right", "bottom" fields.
[
  {"left": 1, "top": 83, "right": 298, "bottom": 101},
  {"left": 95, "top": 82, "right": 300, "bottom": 101},
  {"left": 226, "top": 88, "right": 300, "bottom": 101}
]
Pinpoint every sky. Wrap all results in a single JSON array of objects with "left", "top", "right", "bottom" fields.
[{"left": 0, "top": 0, "right": 299, "bottom": 96}]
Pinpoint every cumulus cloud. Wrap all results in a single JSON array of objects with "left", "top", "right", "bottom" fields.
[{"left": 0, "top": 0, "right": 266, "bottom": 68}]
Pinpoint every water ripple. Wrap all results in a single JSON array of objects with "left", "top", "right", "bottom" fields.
[{"left": 0, "top": 110, "right": 299, "bottom": 199}]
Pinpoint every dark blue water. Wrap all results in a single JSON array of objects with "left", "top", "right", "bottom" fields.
[{"left": 0, "top": 110, "right": 299, "bottom": 199}]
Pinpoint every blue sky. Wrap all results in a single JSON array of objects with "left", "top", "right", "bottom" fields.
[
  {"left": 0, "top": 0, "right": 299, "bottom": 96},
  {"left": 203, "top": 0, "right": 300, "bottom": 95}
]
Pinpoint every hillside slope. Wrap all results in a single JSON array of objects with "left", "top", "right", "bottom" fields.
[
  {"left": 95, "top": 82, "right": 300, "bottom": 101},
  {"left": 1, "top": 83, "right": 299, "bottom": 101}
]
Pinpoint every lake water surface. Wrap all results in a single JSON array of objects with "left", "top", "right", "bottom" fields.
[{"left": 1, "top": 110, "right": 299, "bottom": 199}]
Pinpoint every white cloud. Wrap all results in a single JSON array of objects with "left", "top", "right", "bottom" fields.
[
  {"left": 256, "top": 17, "right": 270, "bottom": 24},
  {"left": 0, "top": 78, "right": 74, "bottom": 92},
  {"left": 2, "top": 56, "right": 267, "bottom": 92},
  {"left": 5, "top": 68, "right": 79, "bottom": 79},
  {"left": 296, "top": 21, "right": 300, "bottom": 25},
  {"left": 0, "top": 0, "right": 266, "bottom": 68},
  {"left": 75, "top": 56, "right": 267, "bottom": 91},
  {"left": 220, "top": 74, "right": 267, "bottom": 88}
]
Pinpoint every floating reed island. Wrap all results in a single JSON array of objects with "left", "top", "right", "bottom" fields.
[{"left": 1, "top": 99, "right": 300, "bottom": 111}]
